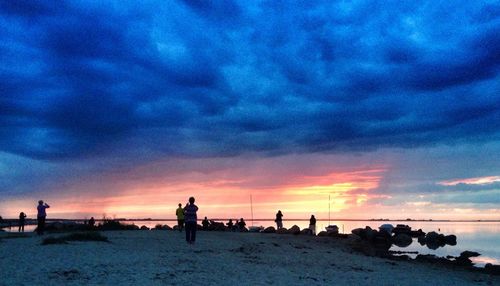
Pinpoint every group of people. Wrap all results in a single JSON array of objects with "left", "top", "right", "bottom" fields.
[{"left": 15, "top": 199, "right": 318, "bottom": 240}]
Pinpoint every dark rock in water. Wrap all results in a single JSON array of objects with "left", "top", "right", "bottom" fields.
[
  {"left": 460, "top": 251, "right": 480, "bottom": 258},
  {"left": 140, "top": 225, "right": 150, "bottom": 230},
  {"left": 262, "top": 226, "right": 276, "bottom": 233},
  {"left": 444, "top": 234, "right": 457, "bottom": 245},
  {"left": 409, "top": 229, "right": 425, "bottom": 238},
  {"left": 317, "top": 231, "right": 328, "bottom": 237},
  {"left": 485, "top": 263, "right": 500, "bottom": 275},
  {"left": 423, "top": 231, "right": 446, "bottom": 249},
  {"left": 417, "top": 235, "right": 426, "bottom": 245},
  {"left": 173, "top": 225, "right": 179, "bottom": 231},
  {"left": 276, "top": 227, "right": 288, "bottom": 234},
  {"left": 425, "top": 231, "right": 439, "bottom": 242},
  {"left": 454, "top": 251, "right": 481, "bottom": 267},
  {"left": 163, "top": 225, "right": 172, "bottom": 230},
  {"left": 393, "top": 234, "right": 413, "bottom": 247},
  {"left": 392, "top": 224, "right": 411, "bottom": 235},
  {"left": 289, "top": 225, "right": 301, "bottom": 235}
]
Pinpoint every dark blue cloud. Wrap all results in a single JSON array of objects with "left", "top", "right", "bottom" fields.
[{"left": 0, "top": 0, "right": 499, "bottom": 164}]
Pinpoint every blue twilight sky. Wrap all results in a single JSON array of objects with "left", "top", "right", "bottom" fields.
[{"left": 0, "top": 1, "right": 499, "bottom": 219}]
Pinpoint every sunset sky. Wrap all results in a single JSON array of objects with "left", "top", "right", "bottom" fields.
[{"left": 1, "top": 1, "right": 499, "bottom": 220}]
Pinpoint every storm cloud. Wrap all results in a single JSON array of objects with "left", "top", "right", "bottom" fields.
[{"left": 1, "top": 0, "right": 499, "bottom": 163}]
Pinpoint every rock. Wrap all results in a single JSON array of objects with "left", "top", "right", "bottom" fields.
[
  {"left": 454, "top": 251, "right": 481, "bottom": 267},
  {"left": 410, "top": 229, "right": 425, "bottom": 238},
  {"left": 425, "top": 231, "right": 439, "bottom": 241},
  {"left": 392, "top": 224, "right": 411, "bottom": 235},
  {"left": 173, "top": 225, "right": 179, "bottom": 231},
  {"left": 140, "top": 225, "right": 150, "bottom": 230},
  {"left": 460, "top": 251, "right": 480, "bottom": 258},
  {"left": 262, "top": 226, "right": 276, "bottom": 233},
  {"left": 289, "top": 225, "right": 300, "bottom": 235},
  {"left": 276, "top": 227, "right": 288, "bottom": 234},
  {"left": 444, "top": 235, "right": 457, "bottom": 245},
  {"left": 365, "top": 227, "right": 377, "bottom": 242},
  {"left": 163, "top": 225, "right": 172, "bottom": 230},
  {"left": 379, "top": 224, "right": 394, "bottom": 235},
  {"left": 393, "top": 234, "right": 413, "bottom": 247},
  {"left": 317, "top": 231, "right": 328, "bottom": 237},
  {"left": 417, "top": 235, "right": 426, "bottom": 245},
  {"left": 300, "top": 228, "right": 312, "bottom": 235},
  {"left": 485, "top": 263, "right": 500, "bottom": 275},
  {"left": 351, "top": 228, "right": 364, "bottom": 237}
]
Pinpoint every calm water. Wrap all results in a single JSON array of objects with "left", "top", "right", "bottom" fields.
[{"left": 4, "top": 220, "right": 499, "bottom": 266}]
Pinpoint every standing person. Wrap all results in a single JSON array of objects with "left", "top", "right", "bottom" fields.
[
  {"left": 184, "top": 197, "right": 198, "bottom": 244},
  {"left": 202, "top": 217, "right": 209, "bottom": 230},
  {"left": 176, "top": 203, "right": 185, "bottom": 232},
  {"left": 18, "top": 212, "right": 27, "bottom": 232},
  {"left": 36, "top": 200, "right": 50, "bottom": 235},
  {"left": 275, "top": 210, "right": 283, "bottom": 229},
  {"left": 88, "top": 217, "right": 95, "bottom": 229},
  {"left": 309, "top": 215, "right": 316, "bottom": 235}
]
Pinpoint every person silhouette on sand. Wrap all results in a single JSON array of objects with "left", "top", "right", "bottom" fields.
[
  {"left": 275, "top": 210, "right": 283, "bottom": 229},
  {"left": 237, "top": 218, "right": 246, "bottom": 232},
  {"left": 176, "top": 203, "right": 185, "bottom": 232},
  {"left": 88, "top": 217, "right": 95, "bottom": 229},
  {"left": 202, "top": 217, "right": 209, "bottom": 230},
  {"left": 36, "top": 200, "right": 50, "bottom": 235},
  {"left": 226, "top": 219, "right": 233, "bottom": 231},
  {"left": 184, "top": 197, "right": 198, "bottom": 244},
  {"left": 18, "top": 212, "right": 27, "bottom": 232},
  {"left": 309, "top": 215, "right": 316, "bottom": 235}
]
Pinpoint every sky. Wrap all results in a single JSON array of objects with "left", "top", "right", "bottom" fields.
[{"left": 0, "top": 1, "right": 499, "bottom": 220}]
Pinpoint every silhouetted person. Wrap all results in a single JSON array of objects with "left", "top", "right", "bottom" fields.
[
  {"left": 237, "top": 218, "right": 246, "bottom": 231},
  {"left": 226, "top": 219, "right": 233, "bottom": 230},
  {"left": 275, "top": 210, "right": 283, "bottom": 229},
  {"left": 176, "top": 203, "right": 185, "bottom": 232},
  {"left": 202, "top": 217, "right": 209, "bottom": 230},
  {"left": 88, "top": 217, "right": 95, "bottom": 229},
  {"left": 184, "top": 197, "right": 198, "bottom": 244},
  {"left": 36, "top": 200, "right": 50, "bottom": 235},
  {"left": 309, "top": 215, "right": 316, "bottom": 235},
  {"left": 18, "top": 212, "right": 27, "bottom": 232}
]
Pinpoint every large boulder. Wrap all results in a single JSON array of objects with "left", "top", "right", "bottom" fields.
[
  {"left": 444, "top": 235, "right": 457, "bottom": 245},
  {"left": 276, "top": 227, "right": 288, "bottom": 234},
  {"left": 262, "top": 226, "right": 276, "bottom": 233},
  {"left": 317, "top": 231, "right": 328, "bottom": 237},
  {"left": 140, "top": 225, "right": 150, "bottom": 230},
  {"left": 455, "top": 251, "right": 480, "bottom": 267},
  {"left": 289, "top": 225, "right": 301, "bottom": 235},
  {"left": 351, "top": 228, "right": 364, "bottom": 237},
  {"left": 417, "top": 235, "right": 426, "bottom": 245},
  {"left": 379, "top": 224, "right": 394, "bottom": 235},
  {"left": 300, "top": 228, "right": 312, "bottom": 235},
  {"left": 393, "top": 234, "right": 413, "bottom": 247},
  {"left": 485, "top": 263, "right": 500, "bottom": 275}
]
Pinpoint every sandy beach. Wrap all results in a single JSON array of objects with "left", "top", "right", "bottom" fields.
[{"left": 1, "top": 230, "right": 498, "bottom": 286}]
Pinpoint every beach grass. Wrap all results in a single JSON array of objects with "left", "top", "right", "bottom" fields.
[{"left": 42, "top": 232, "right": 109, "bottom": 245}]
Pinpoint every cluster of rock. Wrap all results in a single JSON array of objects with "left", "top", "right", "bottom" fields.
[{"left": 417, "top": 231, "right": 456, "bottom": 249}]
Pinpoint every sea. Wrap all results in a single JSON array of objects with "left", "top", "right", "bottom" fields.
[{"left": 3, "top": 219, "right": 499, "bottom": 267}]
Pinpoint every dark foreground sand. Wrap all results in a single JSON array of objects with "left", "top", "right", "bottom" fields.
[{"left": 0, "top": 231, "right": 498, "bottom": 285}]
